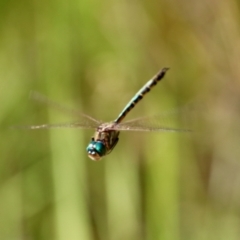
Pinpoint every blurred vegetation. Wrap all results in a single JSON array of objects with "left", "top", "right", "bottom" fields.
[{"left": 1, "top": 0, "right": 240, "bottom": 239}]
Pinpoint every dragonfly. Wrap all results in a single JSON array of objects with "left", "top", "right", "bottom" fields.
[{"left": 24, "top": 68, "right": 190, "bottom": 161}]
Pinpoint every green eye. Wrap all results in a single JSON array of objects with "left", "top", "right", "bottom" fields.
[
  {"left": 86, "top": 141, "right": 106, "bottom": 157},
  {"left": 94, "top": 141, "right": 106, "bottom": 156}
]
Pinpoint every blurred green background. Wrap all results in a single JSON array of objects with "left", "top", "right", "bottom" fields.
[{"left": 1, "top": 0, "right": 240, "bottom": 239}]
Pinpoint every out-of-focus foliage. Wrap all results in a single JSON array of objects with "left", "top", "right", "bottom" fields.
[{"left": 1, "top": 0, "right": 240, "bottom": 239}]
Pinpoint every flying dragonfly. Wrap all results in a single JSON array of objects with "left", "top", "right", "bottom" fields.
[{"left": 23, "top": 68, "right": 190, "bottom": 161}]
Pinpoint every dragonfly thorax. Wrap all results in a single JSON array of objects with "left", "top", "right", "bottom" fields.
[{"left": 86, "top": 123, "right": 119, "bottom": 161}]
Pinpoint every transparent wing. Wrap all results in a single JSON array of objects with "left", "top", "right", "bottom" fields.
[
  {"left": 112, "top": 106, "right": 199, "bottom": 132},
  {"left": 30, "top": 91, "right": 101, "bottom": 125},
  {"left": 13, "top": 91, "right": 102, "bottom": 130},
  {"left": 13, "top": 121, "right": 100, "bottom": 130}
]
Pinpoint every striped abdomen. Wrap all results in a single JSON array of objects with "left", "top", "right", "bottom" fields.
[{"left": 114, "top": 68, "right": 169, "bottom": 124}]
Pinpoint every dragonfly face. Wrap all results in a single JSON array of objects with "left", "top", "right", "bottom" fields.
[
  {"left": 86, "top": 123, "right": 120, "bottom": 161},
  {"left": 86, "top": 140, "right": 107, "bottom": 161}
]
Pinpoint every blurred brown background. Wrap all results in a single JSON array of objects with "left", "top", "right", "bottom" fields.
[{"left": 1, "top": 0, "right": 240, "bottom": 239}]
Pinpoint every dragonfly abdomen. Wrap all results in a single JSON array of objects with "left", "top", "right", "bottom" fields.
[{"left": 114, "top": 68, "right": 169, "bottom": 124}]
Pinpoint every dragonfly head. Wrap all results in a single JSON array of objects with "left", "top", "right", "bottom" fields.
[{"left": 86, "top": 140, "right": 106, "bottom": 161}]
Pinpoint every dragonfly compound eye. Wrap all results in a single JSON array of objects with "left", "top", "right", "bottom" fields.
[{"left": 86, "top": 141, "right": 106, "bottom": 161}]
